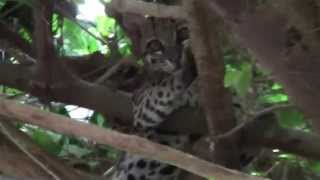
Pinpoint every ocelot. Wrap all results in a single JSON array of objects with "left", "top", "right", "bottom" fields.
[{"left": 111, "top": 25, "right": 197, "bottom": 180}]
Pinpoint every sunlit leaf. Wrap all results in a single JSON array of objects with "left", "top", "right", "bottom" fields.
[
  {"left": 278, "top": 153, "right": 296, "bottom": 160},
  {"left": 18, "top": 28, "right": 32, "bottom": 43},
  {"left": 31, "top": 129, "right": 62, "bottom": 155},
  {"left": 272, "top": 83, "right": 283, "bottom": 90},
  {"left": 260, "top": 93, "right": 288, "bottom": 104},
  {"left": 63, "top": 19, "right": 100, "bottom": 55},
  {"left": 224, "top": 63, "right": 252, "bottom": 97},
  {"left": 96, "top": 16, "right": 115, "bottom": 37}
]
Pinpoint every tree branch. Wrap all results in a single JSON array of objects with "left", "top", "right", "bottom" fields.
[
  {"left": 0, "top": 98, "right": 267, "bottom": 180},
  {"left": 184, "top": 0, "right": 240, "bottom": 168},
  {"left": 242, "top": 112, "right": 320, "bottom": 160},
  {"left": 0, "top": 63, "right": 132, "bottom": 125}
]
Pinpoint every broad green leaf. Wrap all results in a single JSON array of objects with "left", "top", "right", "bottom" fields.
[{"left": 276, "top": 108, "right": 305, "bottom": 128}]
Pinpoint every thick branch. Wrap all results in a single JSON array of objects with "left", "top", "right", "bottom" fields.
[
  {"left": 0, "top": 63, "right": 132, "bottom": 124},
  {"left": 0, "top": 98, "right": 267, "bottom": 180},
  {"left": 208, "top": 0, "right": 320, "bottom": 132},
  {"left": 33, "top": 0, "right": 60, "bottom": 93},
  {"left": 185, "top": 0, "right": 240, "bottom": 168}
]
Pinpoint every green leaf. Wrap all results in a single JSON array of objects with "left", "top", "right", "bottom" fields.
[
  {"left": 0, "top": 1, "right": 5, "bottom": 9},
  {"left": 271, "top": 83, "right": 283, "bottom": 90},
  {"left": 208, "top": 177, "right": 216, "bottom": 180},
  {"left": 118, "top": 37, "right": 132, "bottom": 56},
  {"left": 90, "top": 112, "right": 107, "bottom": 127},
  {"left": 18, "top": 28, "right": 32, "bottom": 43},
  {"left": 62, "top": 19, "right": 99, "bottom": 55},
  {"left": 309, "top": 161, "right": 320, "bottom": 173},
  {"left": 259, "top": 93, "right": 288, "bottom": 104},
  {"left": 31, "top": 129, "right": 62, "bottom": 155},
  {"left": 278, "top": 153, "right": 296, "bottom": 160},
  {"left": 276, "top": 108, "right": 305, "bottom": 128},
  {"left": 235, "top": 63, "right": 252, "bottom": 97},
  {"left": 51, "top": 14, "right": 59, "bottom": 33},
  {"left": 224, "top": 63, "right": 252, "bottom": 97},
  {"left": 224, "top": 65, "right": 237, "bottom": 87},
  {"left": 62, "top": 144, "right": 92, "bottom": 158},
  {"left": 96, "top": 16, "right": 115, "bottom": 37}
]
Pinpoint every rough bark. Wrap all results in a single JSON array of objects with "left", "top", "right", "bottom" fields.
[
  {"left": 0, "top": 98, "right": 267, "bottom": 180},
  {"left": 184, "top": 0, "right": 240, "bottom": 168}
]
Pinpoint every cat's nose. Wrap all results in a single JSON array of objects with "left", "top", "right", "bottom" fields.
[{"left": 163, "top": 60, "right": 176, "bottom": 72}]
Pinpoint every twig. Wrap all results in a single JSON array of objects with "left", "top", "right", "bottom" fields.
[
  {"left": 212, "top": 104, "right": 293, "bottom": 141},
  {"left": 0, "top": 97, "right": 268, "bottom": 180}
]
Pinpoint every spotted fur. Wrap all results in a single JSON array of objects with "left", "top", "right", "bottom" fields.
[{"left": 111, "top": 32, "right": 196, "bottom": 180}]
